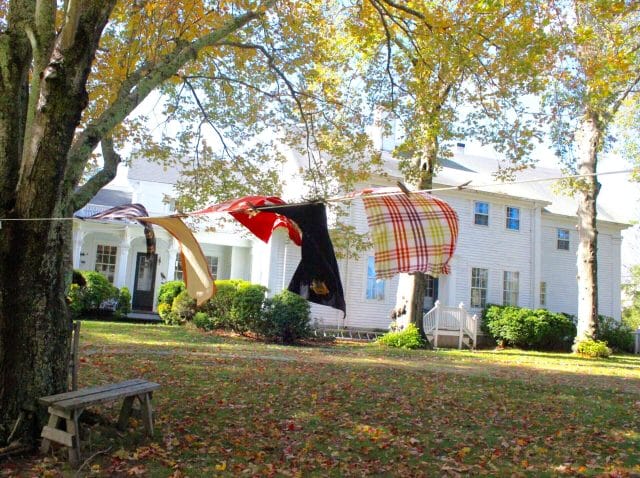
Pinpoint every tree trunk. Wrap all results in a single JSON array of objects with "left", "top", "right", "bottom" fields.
[
  {"left": 574, "top": 113, "right": 602, "bottom": 347},
  {"left": 394, "top": 136, "right": 437, "bottom": 332}
]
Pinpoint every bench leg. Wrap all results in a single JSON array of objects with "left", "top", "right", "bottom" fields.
[
  {"left": 66, "top": 413, "right": 81, "bottom": 467},
  {"left": 117, "top": 396, "right": 135, "bottom": 431},
  {"left": 40, "top": 413, "right": 63, "bottom": 454},
  {"left": 139, "top": 393, "right": 154, "bottom": 437}
]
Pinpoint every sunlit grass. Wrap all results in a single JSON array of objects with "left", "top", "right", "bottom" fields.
[{"left": 15, "top": 320, "right": 638, "bottom": 477}]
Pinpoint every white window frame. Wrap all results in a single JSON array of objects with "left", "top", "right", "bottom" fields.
[
  {"left": 175, "top": 255, "right": 219, "bottom": 281},
  {"left": 474, "top": 201, "right": 489, "bottom": 226},
  {"left": 503, "top": 271, "right": 520, "bottom": 306},
  {"left": 365, "top": 256, "right": 385, "bottom": 300},
  {"left": 506, "top": 206, "right": 520, "bottom": 231},
  {"left": 470, "top": 267, "right": 488, "bottom": 308},
  {"left": 95, "top": 244, "right": 118, "bottom": 284},
  {"left": 557, "top": 228, "right": 570, "bottom": 250}
]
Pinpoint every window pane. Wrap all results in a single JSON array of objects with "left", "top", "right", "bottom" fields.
[
  {"left": 206, "top": 256, "right": 219, "bottom": 279},
  {"left": 471, "top": 268, "right": 488, "bottom": 308},
  {"left": 366, "top": 256, "right": 384, "bottom": 300},
  {"left": 474, "top": 202, "right": 489, "bottom": 226},
  {"left": 557, "top": 229, "right": 570, "bottom": 250},
  {"left": 503, "top": 271, "right": 519, "bottom": 306},
  {"left": 506, "top": 207, "right": 520, "bottom": 230},
  {"left": 174, "top": 256, "right": 183, "bottom": 281},
  {"left": 95, "top": 244, "right": 117, "bottom": 283}
]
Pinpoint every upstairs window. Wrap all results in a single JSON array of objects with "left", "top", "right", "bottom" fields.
[
  {"left": 366, "top": 256, "right": 385, "bottom": 300},
  {"left": 474, "top": 201, "right": 489, "bottom": 226},
  {"left": 557, "top": 229, "right": 570, "bottom": 250},
  {"left": 506, "top": 206, "right": 520, "bottom": 231}
]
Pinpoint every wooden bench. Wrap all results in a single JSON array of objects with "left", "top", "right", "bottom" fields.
[{"left": 39, "top": 379, "right": 160, "bottom": 466}]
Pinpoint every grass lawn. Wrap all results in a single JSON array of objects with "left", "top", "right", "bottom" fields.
[{"left": 4, "top": 320, "right": 640, "bottom": 477}]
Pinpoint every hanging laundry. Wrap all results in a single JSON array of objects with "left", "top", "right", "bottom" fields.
[
  {"left": 142, "top": 216, "right": 215, "bottom": 306},
  {"left": 359, "top": 188, "right": 458, "bottom": 279},
  {"left": 85, "top": 203, "right": 156, "bottom": 255},
  {"left": 192, "top": 196, "right": 302, "bottom": 245},
  {"left": 257, "top": 202, "right": 346, "bottom": 315}
]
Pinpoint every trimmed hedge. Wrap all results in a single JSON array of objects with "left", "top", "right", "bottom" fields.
[
  {"left": 482, "top": 304, "right": 576, "bottom": 351},
  {"left": 596, "top": 315, "right": 634, "bottom": 353},
  {"left": 68, "top": 270, "right": 119, "bottom": 317},
  {"left": 258, "top": 290, "right": 311, "bottom": 344},
  {"left": 575, "top": 339, "right": 611, "bottom": 358}
]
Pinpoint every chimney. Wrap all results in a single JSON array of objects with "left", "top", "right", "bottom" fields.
[{"left": 456, "top": 142, "right": 466, "bottom": 155}]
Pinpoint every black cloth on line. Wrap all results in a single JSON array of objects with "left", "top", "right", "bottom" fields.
[{"left": 259, "top": 202, "right": 346, "bottom": 315}]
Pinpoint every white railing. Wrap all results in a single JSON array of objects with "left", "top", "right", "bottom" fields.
[{"left": 423, "top": 301, "right": 478, "bottom": 349}]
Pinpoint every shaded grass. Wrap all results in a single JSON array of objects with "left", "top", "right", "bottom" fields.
[{"left": 7, "top": 321, "right": 640, "bottom": 477}]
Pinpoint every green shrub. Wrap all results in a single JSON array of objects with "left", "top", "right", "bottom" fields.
[
  {"left": 158, "top": 281, "right": 185, "bottom": 306},
  {"left": 158, "top": 302, "right": 172, "bottom": 320},
  {"left": 171, "top": 290, "right": 196, "bottom": 322},
  {"left": 201, "top": 280, "right": 241, "bottom": 329},
  {"left": 259, "top": 290, "right": 311, "bottom": 344},
  {"left": 67, "top": 270, "right": 119, "bottom": 316},
  {"left": 596, "top": 315, "right": 634, "bottom": 353},
  {"left": 115, "top": 287, "right": 131, "bottom": 317},
  {"left": 193, "top": 311, "right": 214, "bottom": 331},
  {"left": 376, "top": 323, "right": 426, "bottom": 349},
  {"left": 482, "top": 304, "right": 576, "bottom": 351},
  {"left": 229, "top": 282, "right": 268, "bottom": 334},
  {"left": 575, "top": 339, "right": 611, "bottom": 358}
]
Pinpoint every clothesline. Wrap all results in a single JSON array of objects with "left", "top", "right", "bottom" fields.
[{"left": 0, "top": 168, "right": 633, "bottom": 222}]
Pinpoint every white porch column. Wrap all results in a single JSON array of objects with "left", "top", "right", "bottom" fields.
[
  {"left": 72, "top": 228, "right": 86, "bottom": 269},
  {"left": 166, "top": 240, "right": 179, "bottom": 281},
  {"left": 230, "top": 246, "right": 250, "bottom": 280},
  {"left": 532, "top": 206, "right": 543, "bottom": 308},
  {"left": 446, "top": 258, "right": 458, "bottom": 306},
  {"left": 115, "top": 229, "right": 131, "bottom": 288}
]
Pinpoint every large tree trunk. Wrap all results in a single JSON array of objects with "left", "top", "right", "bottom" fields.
[
  {"left": 574, "top": 112, "right": 603, "bottom": 346},
  {"left": 394, "top": 136, "right": 437, "bottom": 332},
  {"left": 0, "top": 0, "right": 117, "bottom": 445}
]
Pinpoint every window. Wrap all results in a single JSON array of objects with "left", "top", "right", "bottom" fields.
[
  {"left": 540, "top": 281, "right": 546, "bottom": 307},
  {"left": 175, "top": 255, "right": 218, "bottom": 280},
  {"left": 503, "top": 271, "right": 520, "bottom": 306},
  {"left": 474, "top": 201, "right": 489, "bottom": 226},
  {"left": 557, "top": 228, "right": 570, "bottom": 250},
  {"left": 506, "top": 206, "right": 520, "bottom": 230},
  {"left": 95, "top": 244, "right": 117, "bottom": 283},
  {"left": 366, "top": 256, "right": 385, "bottom": 300},
  {"left": 425, "top": 275, "right": 435, "bottom": 299},
  {"left": 470, "top": 268, "right": 488, "bottom": 308}
]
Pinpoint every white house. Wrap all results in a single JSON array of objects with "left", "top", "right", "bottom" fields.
[{"left": 73, "top": 144, "right": 628, "bottom": 342}]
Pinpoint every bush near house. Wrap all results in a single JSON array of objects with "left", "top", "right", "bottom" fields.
[
  {"left": 229, "top": 282, "right": 269, "bottom": 333},
  {"left": 68, "top": 270, "right": 119, "bottom": 317},
  {"left": 575, "top": 339, "right": 612, "bottom": 358},
  {"left": 596, "top": 315, "right": 635, "bottom": 353},
  {"left": 172, "top": 290, "right": 197, "bottom": 323},
  {"left": 258, "top": 290, "right": 311, "bottom": 344},
  {"left": 157, "top": 280, "right": 186, "bottom": 307},
  {"left": 201, "top": 280, "right": 243, "bottom": 329},
  {"left": 116, "top": 287, "right": 132, "bottom": 318},
  {"left": 376, "top": 323, "right": 426, "bottom": 349},
  {"left": 482, "top": 305, "right": 576, "bottom": 351}
]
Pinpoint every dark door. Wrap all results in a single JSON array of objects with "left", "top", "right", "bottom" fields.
[
  {"left": 423, "top": 275, "right": 439, "bottom": 312},
  {"left": 132, "top": 253, "right": 157, "bottom": 311}
]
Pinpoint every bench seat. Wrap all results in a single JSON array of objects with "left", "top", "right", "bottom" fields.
[{"left": 39, "top": 379, "right": 160, "bottom": 466}]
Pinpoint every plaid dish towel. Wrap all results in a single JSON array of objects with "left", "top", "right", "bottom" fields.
[{"left": 362, "top": 189, "right": 459, "bottom": 279}]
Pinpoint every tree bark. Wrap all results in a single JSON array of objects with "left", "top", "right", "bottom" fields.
[
  {"left": 394, "top": 136, "right": 437, "bottom": 332},
  {"left": 574, "top": 112, "right": 602, "bottom": 346}
]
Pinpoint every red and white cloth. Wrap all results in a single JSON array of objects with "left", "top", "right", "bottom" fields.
[
  {"left": 192, "top": 196, "right": 302, "bottom": 245},
  {"left": 358, "top": 188, "right": 459, "bottom": 279}
]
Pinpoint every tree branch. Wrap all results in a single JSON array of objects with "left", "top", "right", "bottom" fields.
[
  {"left": 63, "top": 2, "right": 274, "bottom": 196},
  {"left": 70, "top": 136, "right": 120, "bottom": 211}
]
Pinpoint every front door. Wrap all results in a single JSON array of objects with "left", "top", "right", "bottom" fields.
[
  {"left": 132, "top": 253, "right": 157, "bottom": 311},
  {"left": 423, "top": 275, "right": 439, "bottom": 312}
]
